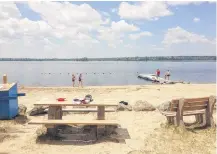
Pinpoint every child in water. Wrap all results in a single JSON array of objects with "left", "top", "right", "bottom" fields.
[{"left": 165, "top": 70, "right": 171, "bottom": 80}]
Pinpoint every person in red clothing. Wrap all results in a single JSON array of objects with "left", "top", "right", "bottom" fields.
[{"left": 156, "top": 69, "right": 160, "bottom": 79}]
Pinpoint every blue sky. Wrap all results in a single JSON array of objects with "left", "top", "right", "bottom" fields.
[{"left": 0, "top": 1, "right": 216, "bottom": 58}]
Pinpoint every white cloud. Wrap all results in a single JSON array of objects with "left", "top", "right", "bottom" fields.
[
  {"left": 28, "top": 1, "right": 107, "bottom": 31},
  {"left": 111, "top": 20, "right": 139, "bottom": 32},
  {"left": 0, "top": 2, "right": 21, "bottom": 19},
  {"left": 118, "top": 1, "right": 173, "bottom": 20},
  {"left": 162, "top": 26, "right": 215, "bottom": 46},
  {"left": 193, "top": 17, "right": 200, "bottom": 22},
  {"left": 98, "top": 20, "right": 139, "bottom": 47},
  {"left": 129, "top": 31, "right": 152, "bottom": 40}
]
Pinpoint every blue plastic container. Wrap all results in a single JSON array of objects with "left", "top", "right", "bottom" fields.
[{"left": 0, "top": 83, "right": 25, "bottom": 120}]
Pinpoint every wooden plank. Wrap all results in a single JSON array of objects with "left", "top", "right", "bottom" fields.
[
  {"left": 44, "top": 108, "right": 116, "bottom": 112},
  {"left": 47, "top": 106, "right": 62, "bottom": 136},
  {"left": 176, "top": 98, "right": 185, "bottom": 127},
  {"left": 34, "top": 103, "right": 118, "bottom": 107},
  {"left": 206, "top": 95, "right": 216, "bottom": 127},
  {"left": 183, "top": 110, "right": 205, "bottom": 116},
  {"left": 161, "top": 110, "right": 205, "bottom": 116},
  {"left": 184, "top": 101, "right": 207, "bottom": 106},
  {"left": 97, "top": 106, "right": 105, "bottom": 120},
  {"left": 48, "top": 106, "right": 62, "bottom": 120},
  {"left": 183, "top": 105, "right": 207, "bottom": 111},
  {"left": 28, "top": 120, "right": 119, "bottom": 125},
  {"left": 173, "top": 97, "right": 209, "bottom": 103}
]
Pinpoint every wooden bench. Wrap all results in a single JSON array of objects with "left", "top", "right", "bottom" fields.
[{"left": 159, "top": 95, "right": 216, "bottom": 128}]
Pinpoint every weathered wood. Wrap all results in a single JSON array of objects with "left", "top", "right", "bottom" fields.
[
  {"left": 176, "top": 98, "right": 185, "bottom": 127},
  {"left": 34, "top": 103, "right": 118, "bottom": 107},
  {"left": 161, "top": 110, "right": 205, "bottom": 116},
  {"left": 97, "top": 106, "right": 105, "bottom": 120},
  {"left": 173, "top": 97, "right": 209, "bottom": 103},
  {"left": 45, "top": 108, "right": 116, "bottom": 112},
  {"left": 28, "top": 119, "right": 119, "bottom": 125},
  {"left": 47, "top": 106, "right": 62, "bottom": 136},
  {"left": 183, "top": 106, "right": 206, "bottom": 111},
  {"left": 166, "top": 117, "right": 174, "bottom": 124},
  {"left": 184, "top": 101, "right": 207, "bottom": 106},
  {"left": 3, "top": 74, "right": 7, "bottom": 84},
  {"left": 48, "top": 106, "right": 63, "bottom": 120},
  {"left": 206, "top": 96, "right": 216, "bottom": 127}
]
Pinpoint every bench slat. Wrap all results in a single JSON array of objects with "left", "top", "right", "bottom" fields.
[
  {"left": 183, "top": 106, "right": 206, "bottom": 111},
  {"left": 28, "top": 120, "right": 119, "bottom": 125},
  {"left": 172, "top": 97, "right": 209, "bottom": 104},
  {"left": 161, "top": 110, "right": 205, "bottom": 117}
]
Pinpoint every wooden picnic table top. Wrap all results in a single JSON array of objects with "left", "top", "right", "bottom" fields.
[{"left": 34, "top": 102, "right": 118, "bottom": 107}]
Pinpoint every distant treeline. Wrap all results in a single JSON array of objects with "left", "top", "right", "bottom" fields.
[{"left": 0, "top": 56, "right": 216, "bottom": 61}]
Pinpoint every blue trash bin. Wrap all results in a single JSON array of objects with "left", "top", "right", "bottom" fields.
[{"left": 0, "top": 83, "right": 26, "bottom": 120}]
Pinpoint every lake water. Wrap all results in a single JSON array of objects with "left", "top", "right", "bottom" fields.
[{"left": 0, "top": 61, "right": 216, "bottom": 86}]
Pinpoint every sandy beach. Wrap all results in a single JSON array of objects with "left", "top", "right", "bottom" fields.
[{"left": 0, "top": 84, "right": 216, "bottom": 154}]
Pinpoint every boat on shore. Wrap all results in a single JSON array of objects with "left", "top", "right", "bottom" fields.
[{"left": 138, "top": 74, "right": 165, "bottom": 82}]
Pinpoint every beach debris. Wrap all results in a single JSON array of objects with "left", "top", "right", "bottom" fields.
[
  {"left": 133, "top": 100, "right": 156, "bottom": 111},
  {"left": 117, "top": 101, "right": 132, "bottom": 111},
  {"left": 15, "top": 115, "right": 29, "bottom": 124},
  {"left": 156, "top": 101, "right": 171, "bottom": 112},
  {"left": 18, "top": 104, "right": 27, "bottom": 116},
  {"left": 28, "top": 106, "right": 48, "bottom": 116}
]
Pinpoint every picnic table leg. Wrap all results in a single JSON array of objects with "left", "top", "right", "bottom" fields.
[
  {"left": 48, "top": 106, "right": 63, "bottom": 120},
  {"left": 97, "top": 106, "right": 105, "bottom": 139},
  {"left": 97, "top": 106, "right": 105, "bottom": 120},
  {"left": 47, "top": 106, "right": 63, "bottom": 136}
]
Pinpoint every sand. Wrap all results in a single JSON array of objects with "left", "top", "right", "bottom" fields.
[{"left": 0, "top": 84, "right": 216, "bottom": 154}]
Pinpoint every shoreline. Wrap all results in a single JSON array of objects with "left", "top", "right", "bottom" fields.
[{"left": 18, "top": 83, "right": 216, "bottom": 89}]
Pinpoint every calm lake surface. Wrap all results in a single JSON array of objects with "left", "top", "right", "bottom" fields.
[{"left": 0, "top": 61, "right": 216, "bottom": 86}]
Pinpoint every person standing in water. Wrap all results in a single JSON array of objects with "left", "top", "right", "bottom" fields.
[
  {"left": 72, "top": 74, "right": 76, "bottom": 87},
  {"left": 156, "top": 69, "right": 160, "bottom": 79},
  {"left": 165, "top": 70, "right": 171, "bottom": 80},
  {"left": 78, "top": 73, "right": 83, "bottom": 87}
]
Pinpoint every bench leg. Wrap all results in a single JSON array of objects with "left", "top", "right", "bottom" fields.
[
  {"left": 195, "top": 115, "right": 203, "bottom": 124},
  {"left": 97, "top": 106, "right": 105, "bottom": 120},
  {"left": 166, "top": 117, "right": 175, "bottom": 125}
]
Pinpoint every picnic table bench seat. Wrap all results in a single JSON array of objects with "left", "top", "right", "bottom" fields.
[{"left": 29, "top": 119, "right": 119, "bottom": 127}]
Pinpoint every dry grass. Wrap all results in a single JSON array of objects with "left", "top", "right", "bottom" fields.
[{"left": 140, "top": 124, "right": 216, "bottom": 154}]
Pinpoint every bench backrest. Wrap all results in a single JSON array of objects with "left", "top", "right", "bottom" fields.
[{"left": 170, "top": 96, "right": 214, "bottom": 112}]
